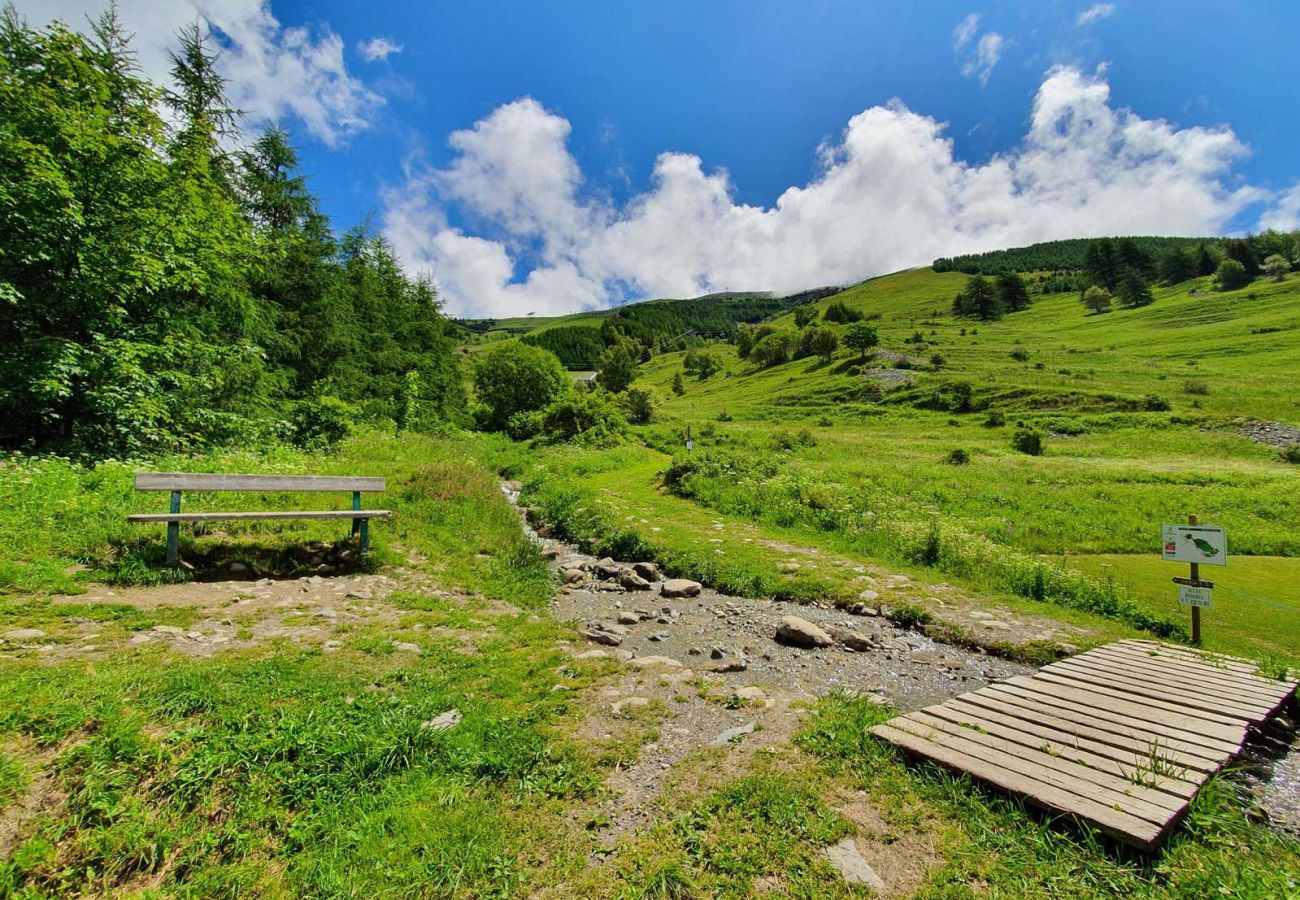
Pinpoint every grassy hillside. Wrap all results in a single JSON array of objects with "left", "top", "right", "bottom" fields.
[{"left": 540, "top": 266, "right": 1300, "bottom": 662}]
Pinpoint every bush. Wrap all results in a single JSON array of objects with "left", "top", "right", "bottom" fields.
[
  {"left": 473, "top": 341, "right": 571, "bottom": 432},
  {"left": 843, "top": 322, "right": 879, "bottom": 360},
  {"left": 596, "top": 341, "right": 639, "bottom": 392},
  {"left": 505, "top": 409, "right": 545, "bottom": 440},
  {"left": 683, "top": 348, "right": 721, "bottom": 380},
  {"left": 945, "top": 448, "right": 970, "bottom": 465},
  {"left": 1011, "top": 428, "right": 1044, "bottom": 456},
  {"left": 983, "top": 409, "right": 1005, "bottom": 428},
  {"left": 539, "top": 391, "right": 627, "bottom": 445},
  {"left": 290, "top": 397, "right": 357, "bottom": 449},
  {"left": 1081, "top": 285, "right": 1113, "bottom": 314},
  {"left": 1281, "top": 446, "right": 1300, "bottom": 465},
  {"left": 795, "top": 326, "right": 838, "bottom": 362},
  {"left": 1009, "top": 347, "right": 1030, "bottom": 362},
  {"left": 750, "top": 330, "right": 796, "bottom": 368},
  {"left": 821, "top": 300, "right": 862, "bottom": 324},
  {"left": 793, "top": 306, "right": 817, "bottom": 328},
  {"left": 929, "top": 353, "right": 946, "bottom": 369},
  {"left": 1183, "top": 380, "right": 1210, "bottom": 396},
  {"left": 1263, "top": 254, "right": 1289, "bottom": 282},
  {"left": 621, "top": 387, "right": 654, "bottom": 424},
  {"left": 1213, "top": 258, "right": 1251, "bottom": 291},
  {"left": 1142, "top": 394, "right": 1171, "bottom": 412}
]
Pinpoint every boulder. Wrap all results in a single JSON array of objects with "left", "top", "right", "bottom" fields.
[
  {"left": 561, "top": 568, "right": 585, "bottom": 584},
  {"left": 594, "top": 558, "right": 622, "bottom": 579},
  {"left": 708, "top": 721, "right": 756, "bottom": 747},
  {"left": 3, "top": 628, "right": 46, "bottom": 642},
  {"left": 828, "top": 625, "right": 877, "bottom": 652},
  {"left": 616, "top": 612, "right": 640, "bottom": 625},
  {"left": 823, "top": 838, "right": 885, "bottom": 890},
  {"left": 661, "top": 578, "right": 702, "bottom": 598},
  {"left": 632, "top": 561, "right": 662, "bottom": 582},
  {"left": 582, "top": 622, "right": 628, "bottom": 646},
  {"left": 618, "top": 570, "right": 652, "bottom": 591},
  {"left": 611, "top": 697, "right": 651, "bottom": 715},
  {"left": 774, "top": 615, "right": 833, "bottom": 648},
  {"left": 711, "top": 657, "right": 748, "bottom": 673},
  {"left": 626, "top": 655, "right": 682, "bottom": 669},
  {"left": 421, "top": 709, "right": 462, "bottom": 732}
]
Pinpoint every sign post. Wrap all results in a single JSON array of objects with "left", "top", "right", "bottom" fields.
[
  {"left": 1161, "top": 515, "right": 1227, "bottom": 645},
  {"left": 684, "top": 424, "right": 693, "bottom": 454}
]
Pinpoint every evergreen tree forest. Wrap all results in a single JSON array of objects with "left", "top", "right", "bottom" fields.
[{"left": 0, "top": 10, "right": 465, "bottom": 458}]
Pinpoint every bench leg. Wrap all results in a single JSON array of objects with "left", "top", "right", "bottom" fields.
[
  {"left": 351, "top": 491, "right": 362, "bottom": 541},
  {"left": 166, "top": 490, "right": 181, "bottom": 566},
  {"left": 360, "top": 519, "right": 370, "bottom": 554}
]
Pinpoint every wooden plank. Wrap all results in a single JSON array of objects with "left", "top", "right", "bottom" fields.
[
  {"left": 1097, "top": 644, "right": 1294, "bottom": 698},
  {"left": 134, "top": 472, "right": 386, "bottom": 492},
  {"left": 917, "top": 705, "right": 1197, "bottom": 803},
  {"left": 969, "top": 687, "right": 1226, "bottom": 771},
  {"left": 1057, "top": 653, "right": 1285, "bottom": 714},
  {"left": 1121, "top": 640, "right": 1259, "bottom": 675},
  {"left": 941, "top": 697, "right": 1204, "bottom": 791},
  {"left": 1027, "top": 673, "right": 1245, "bottom": 733},
  {"left": 872, "top": 722, "right": 1166, "bottom": 849},
  {"left": 1002, "top": 676, "right": 1245, "bottom": 747},
  {"left": 1045, "top": 658, "right": 1278, "bottom": 722},
  {"left": 985, "top": 683, "right": 1239, "bottom": 762},
  {"left": 127, "top": 510, "right": 391, "bottom": 523}
]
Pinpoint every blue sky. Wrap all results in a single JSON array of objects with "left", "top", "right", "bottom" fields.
[{"left": 25, "top": 1, "right": 1300, "bottom": 316}]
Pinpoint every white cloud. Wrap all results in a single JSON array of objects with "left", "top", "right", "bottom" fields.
[
  {"left": 359, "top": 36, "right": 402, "bottom": 62},
  {"left": 383, "top": 67, "right": 1263, "bottom": 318},
  {"left": 16, "top": 0, "right": 380, "bottom": 146},
  {"left": 1259, "top": 184, "right": 1300, "bottom": 232},
  {"left": 962, "top": 32, "right": 1007, "bottom": 87},
  {"left": 1076, "top": 4, "right": 1117, "bottom": 26},
  {"left": 952, "top": 13, "right": 980, "bottom": 49}
]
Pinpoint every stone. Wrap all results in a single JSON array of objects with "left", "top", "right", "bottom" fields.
[
  {"left": 618, "top": 570, "right": 652, "bottom": 591},
  {"left": 616, "top": 612, "right": 640, "bottom": 625},
  {"left": 632, "top": 562, "right": 661, "bottom": 582},
  {"left": 661, "top": 578, "right": 702, "bottom": 598},
  {"left": 421, "top": 709, "right": 462, "bottom": 732},
  {"left": 733, "top": 686, "right": 766, "bottom": 704},
  {"left": 711, "top": 657, "right": 748, "bottom": 673},
  {"left": 323, "top": 640, "right": 343, "bottom": 652},
  {"left": 228, "top": 562, "right": 248, "bottom": 574},
  {"left": 612, "top": 697, "right": 651, "bottom": 715},
  {"left": 827, "top": 625, "right": 876, "bottom": 652},
  {"left": 594, "top": 557, "right": 622, "bottom": 579},
  {"left": 562, "top": 568, "right": 585, "bottom": 584},
  {"left": 823, "top": 838, "right": 885, "bottom": 890},
  {"left": 710, "top": 646, "right": 726, "bottom": 659},
  {"left": 688, "top": 646, "right": 703, "bottom": 656},
  {"left": 129, "top": 633, "right": 153, "bottom": 644},
  {"left": 393, "top": 641, "right": 421, "bottom": 653},
  {"left": 708, "top": 721, "right": 756, "bottom": 747},
  {"left": 626, "top": 655, "right": 682, "bottom": 669},
  {"left": 649, "top": 632, "right": 668, "bottom": 642},
  {"left": 151, "top": 625, "right": 185, "bottom": 636},
  {"left": 3, "top": 628, "right": 46, "bottom": 641},
  {"left": 857, "top": 589, "right": 881, "bottom": 603},
  {"left": 774, "top": 615, "right": 833, "bottom": 648},
  {"left": 575, "top": 649, "right": 608, "bottom": 659}
]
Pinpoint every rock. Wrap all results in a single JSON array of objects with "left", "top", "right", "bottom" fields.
[
  {"left": 322, "top": 639, "right": 343, "bottom": 652},
  {"left": 228, "top": 562, "right": 248, "bottom": 574},
  {"left": 661, "top": 578, "right": 702, "bottom": 598},
  {"left": 709, "top": 721, "right": 756, "bottom": 747},
  {"left": 774, "top": 615, "right": 832, "bottom": 648},
  {"left": 823, "top": 838, "right": 885, "bottom": 890},
  {"left": 710, "top": 646, "right": 726, "bottom": 660},
  {"left": 711, "top": 657, "right": 748, "bottom": 673},
  {"left": 616, "top": 612, "right": 640, "bottom": 625},
  {"left": 632, "top": 562, "right": 661, "bottom": 582},
  {"left": 626, "top": 655, "right": 682, "bottom": 669},
  {"left": 562, "top": 568, "right": 585, "bottom": 584},
  {"left": 688, "top": 646, "right": 703, "bottom": 656},
  {"left": 733, "top": 686, "right": 766, "bottom": 704},
  {"left": 649, "top": 632, "right": 668, "bottom": 642},
  {"left": 612, "top": 697, "right": 651, "bottom": 715},
  {"left": 594, "top": 557, "right": 622, "bottom": 579},
  {"left": 910, "top": 650, "right": 947, "bottom": 665},
  {"left": 828, "top": 625, "right": 876, "bottom": 652},
  {"left": 582, "top": 628, "right": 623, "bottom": 647},
  {"left": 849, "top": 604, "right": 881, "bottom": 617},
  {"left": 857, "top": 589, "right": 881, "bottom": 604},
  {"left": 129, "top": 633, "right": 153, "bottom": 644},
  {"left": 575, "top": 649, "right": 608, "bottom": 659},
  {"left": 618, "top": 570, "right": 652, "bottom": 591},
  {"left": 3, "top": 628, "right": 46, "bottom": 641},
  {"left": 393, "top": 641, "right": 421, "bottom": 653},
  {"left": 151, "top": 625, "right": 185, "bottom": 636},
  {"left": 421, "top": 709, "right": 462, "bottom": 732}
]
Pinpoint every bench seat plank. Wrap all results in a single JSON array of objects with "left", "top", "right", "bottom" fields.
[
  {"left": 128, "top": 510, "right": 390, "bottom": 523},
  {"left": 135, "top": 473, "right": 385, "bottom": 492}
]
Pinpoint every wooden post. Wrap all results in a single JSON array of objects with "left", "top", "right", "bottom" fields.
[
  {"left": 351, "top": 490, "right": 362, "bottom": 540},
  {"left": 166, "top": 490, "right": 181, "bottom": 567},
  {"left": 685, "top": 424, "right": 693, "bottom": 454},
  {"left": 1188, "top": 513, "right": 1201, "bottom": 645}
]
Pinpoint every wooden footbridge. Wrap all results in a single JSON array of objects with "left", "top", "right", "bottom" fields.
[{"left": 872, "top": 639, "right": 1298, "bottom": 850}]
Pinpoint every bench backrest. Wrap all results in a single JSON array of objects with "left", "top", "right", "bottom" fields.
[{"left": 134, "top": 473, "right": 385, "bottom": 493}]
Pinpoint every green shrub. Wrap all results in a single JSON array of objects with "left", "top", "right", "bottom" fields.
[
  {"left": 505, "top": 409, "right": 545, "bottom": 441},
  {"left": 539, "top": 392, "right": 627, "bottom": 445},
  {"left": 1009, "top": 347, "right": 1030, "bottom": 362},
  {"left": 750, "top": 330, "right": 796, "bottom": 368},
  {"left": 473, "top": 341, "right": 571, "bottom": 432},
  {"left": 945, "top": 448, "right": 970, "bottom": 465},
  {"left": 290, "top": 397, "right": 357, "bottom": 449},
  {"left": 983, "top": 410, "right": 1005, "bottom": 428},
  {"left": 1011, "top": 428, "right": 1043, "bottom": 456},
  {"left": 1213, "top": 258, "right": 1251, "bottom": 291},
  {"left": 621, "top": 387, "right": 654, "bottom": 425},
  {"left": 1142, "top": 394, "right": 1171, "bottom": 412},
  {"left": 1183, "top": 380, "right": 1210, "bottom": 396},
  {"left": 1281, "top": 446, "right": 1300, "bottom": 465},
  {"left": 821, "top": 300, "right": 862, "bottom": 323}
]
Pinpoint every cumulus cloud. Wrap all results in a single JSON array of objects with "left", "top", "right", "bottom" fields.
[
  {"left": 16, "top": 0, "right": 381, "bottom": 146},
  {"left": 1076, "top": 4, "right": 1117, "bottom": 26},
  {"left": 1259, "top": 184, "right": 1300, "bottom": 232},
  {"left": 359, "top": 36, "right": 402, "bottom": 62},
  {"left": 382, "top": 67, "right": 1263, "bottom": 318}
]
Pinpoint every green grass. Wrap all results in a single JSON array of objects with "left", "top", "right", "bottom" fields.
[
  {"left": 0, "top": 429, "right": 552, "bottom": 606},
  {"left": 798, "top": 693, "right": 1300, "bottom": 898}
]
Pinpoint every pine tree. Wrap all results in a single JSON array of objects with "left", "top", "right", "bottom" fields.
[
  {"left": 1195, "top": 243, "right": 1218, "bottom": 277},
  {"left": 995, "top": 272, "right": 1032, "bottom": 312},
  {"left": 953, "top": 275, "right": 1004, "bottom": 321},
  {"left": 1157, "top": 247, "right": 1197, "bottom": 285},
  {"left": 1116, "top": 267, "right": 1154, "bottom": 308},
  {"left": 1083, "top": 238, "right": 1120, "bottom": 291}
]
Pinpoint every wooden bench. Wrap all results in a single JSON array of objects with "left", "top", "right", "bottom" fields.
[{"left": 128, "top": 473, "right": 390, "bottom": 566}]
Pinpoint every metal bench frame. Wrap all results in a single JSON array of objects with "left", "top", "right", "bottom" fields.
[{"left": 128, "top": 473, "right": 390, "bottom": 566}]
